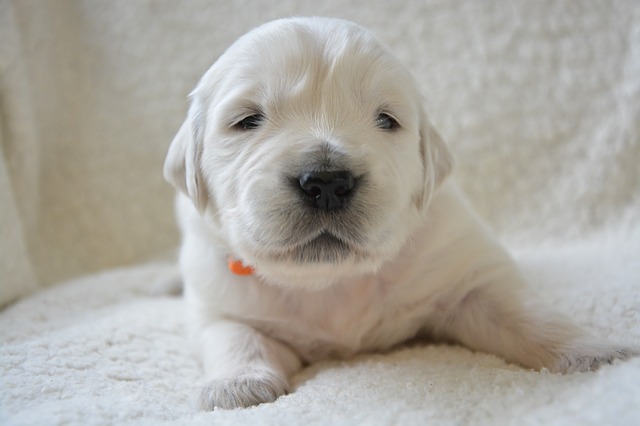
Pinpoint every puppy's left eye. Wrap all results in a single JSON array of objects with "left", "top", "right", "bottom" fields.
[
  {"left": 234, "top": 114, "right": 264, "bottom": 130},
  {"left": 375, "top": 113, "right": 400, "bottom": 131}
]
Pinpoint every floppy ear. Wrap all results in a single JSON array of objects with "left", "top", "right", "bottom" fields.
[
  {"left": 418, "top": 111, "right": 454, "bottom": 209},
  {"left": 163, "top": 101, "right": 210, "bottom": 213}
]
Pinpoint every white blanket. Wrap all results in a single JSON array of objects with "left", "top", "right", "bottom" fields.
[{"left": 2, "top": 0, "right": 639, "bottom": 424}]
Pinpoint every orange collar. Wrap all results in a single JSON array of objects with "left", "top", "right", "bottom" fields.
[{"left": 228, "top": 257, "right": 255, "bottom": 276}]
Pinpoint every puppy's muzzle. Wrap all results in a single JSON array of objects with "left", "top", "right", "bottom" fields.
[{"left": 298, "top": 170, "right": 356, "bottom": 212}]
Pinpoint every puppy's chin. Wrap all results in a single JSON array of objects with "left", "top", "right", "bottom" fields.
[{"left": 246, "top": 234, "right": 383, "bottom": 289}]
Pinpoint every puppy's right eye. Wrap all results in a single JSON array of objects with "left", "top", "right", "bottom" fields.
[{"left": 234, "top": 114, "right": 264, "bottom": 130}]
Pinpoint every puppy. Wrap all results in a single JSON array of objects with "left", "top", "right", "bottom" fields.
[{"left": 164, "top": 17, "right": 636, "bottom": 410}]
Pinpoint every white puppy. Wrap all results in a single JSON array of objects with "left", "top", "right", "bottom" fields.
[{"left": 164, "top": 17, "right": 636, "bottom": 410}]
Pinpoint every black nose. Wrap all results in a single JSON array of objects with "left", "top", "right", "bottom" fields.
[{"left": 298, "top": 171, "right": 355, "bottom": 211}]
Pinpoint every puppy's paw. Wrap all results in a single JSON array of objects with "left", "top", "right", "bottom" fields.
[
  {"left": 198, "top": 370, "right": 289, "bottom": 410},
  {"left": 551, "top": 341, "right": 639, "bottom": 373}
]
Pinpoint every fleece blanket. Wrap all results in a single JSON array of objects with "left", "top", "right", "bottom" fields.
[{"left": 1, "top": 0, "right": 639, "bottom": 424}]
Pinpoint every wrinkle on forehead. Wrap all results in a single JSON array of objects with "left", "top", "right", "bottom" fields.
[{"left": 196, "top": 18, "right": 419, "bottom": 138}]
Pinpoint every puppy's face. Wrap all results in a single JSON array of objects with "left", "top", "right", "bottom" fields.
[{"left": 165, "top": 18, "right": 452, "bottom": 288}]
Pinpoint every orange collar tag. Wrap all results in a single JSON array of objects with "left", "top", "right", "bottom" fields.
[{"left": 228, "top": 257, "right": 255, "bottom": 276}]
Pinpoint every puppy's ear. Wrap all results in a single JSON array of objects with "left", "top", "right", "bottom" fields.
[
  {"left": 418, "top": 111, "right": 454, "bottom": 209},
  {"left": 164, "top": 100, "right": 209, "bottom": 213}
]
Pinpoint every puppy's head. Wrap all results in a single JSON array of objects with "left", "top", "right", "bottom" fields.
[{"left": 165, "top": 17, "right": 452, "bottom": 288}]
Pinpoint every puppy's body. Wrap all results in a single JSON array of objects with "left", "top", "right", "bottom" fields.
[
  {"left": 180, "top": 184, "right": 514, "bottom": 362},
  {"left": 165, "top": 17, "right": 636, "bottom": 410}
]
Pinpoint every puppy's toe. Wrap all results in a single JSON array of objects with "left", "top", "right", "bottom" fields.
[
  {"left": 552, "top": 342, "right": 639, "bottom": 373},
  {"left": 198, "top": 370, "right": 289, "bottom": 410}
]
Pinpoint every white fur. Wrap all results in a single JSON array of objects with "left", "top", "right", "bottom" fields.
[{"left": 164, "top": 17, "right": 637, "bottom": 410}]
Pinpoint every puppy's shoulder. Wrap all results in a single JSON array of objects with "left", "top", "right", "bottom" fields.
[
  {"left": 422, "top": 182, "right": 488, "bottom": 238},
  {"left": 412, "top": 182, "right": 507, "bottom": 268}
]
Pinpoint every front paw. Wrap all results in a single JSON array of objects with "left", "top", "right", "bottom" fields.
[
  {"left": 552, "top": 341, "right": 639, "bottom": 373},
  {"left": 198, "top": 370, "right": 289, "bottom": 410}
]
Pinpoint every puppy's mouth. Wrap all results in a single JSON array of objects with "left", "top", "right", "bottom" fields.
[{"left": 269, "top": 230, "right": 365, "bottom": 264}]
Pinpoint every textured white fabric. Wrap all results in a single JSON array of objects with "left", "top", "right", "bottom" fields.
[{"left": 1, "top": 0, "right": 639, "bottom": 424}]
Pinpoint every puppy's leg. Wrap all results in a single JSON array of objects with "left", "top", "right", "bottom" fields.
[
  {"left": 434, "top": 270, "right": 638, "bottom": 373},
  {"left": 194, "top": 320, "right": 302, "bottom": 410}
]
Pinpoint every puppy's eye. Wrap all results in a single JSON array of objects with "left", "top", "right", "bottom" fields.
[
  {"left": 376, "top": 113, "right": 400, "bottom": 131},
  {"left": 235, "top": 114, "right": 264, "bottom": 130}
]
